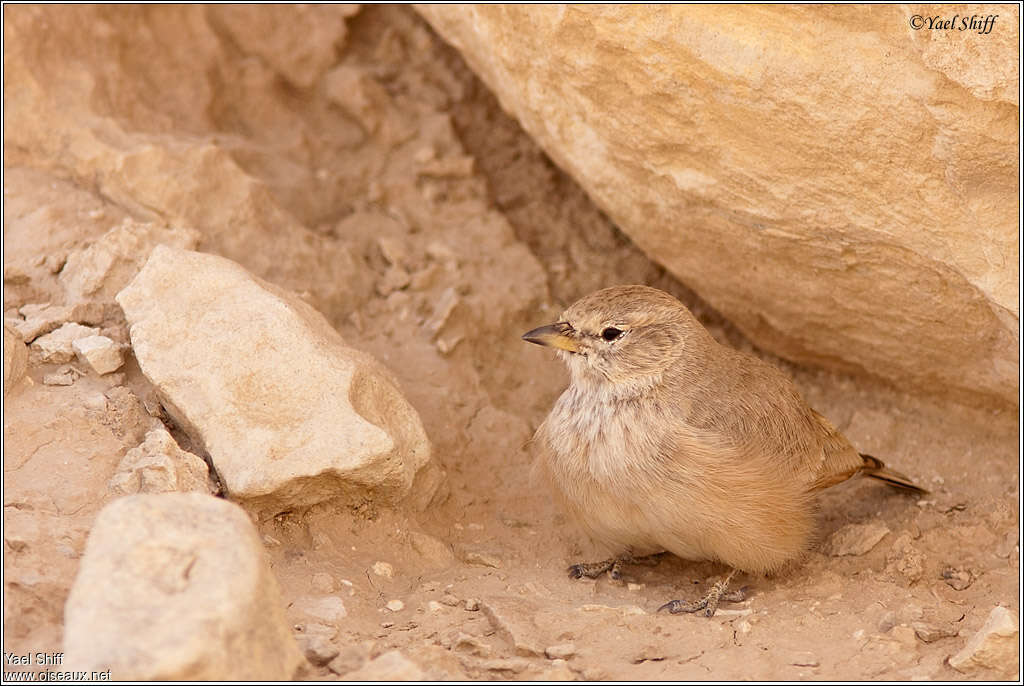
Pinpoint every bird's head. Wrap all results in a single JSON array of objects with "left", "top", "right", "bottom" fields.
[{"left": 522, "top": 285, "right": 707, "bottom": 393}]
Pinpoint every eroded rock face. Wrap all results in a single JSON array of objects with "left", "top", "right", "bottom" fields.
[
  {"left": 417, "top": 5, "right": 1020, "bottom": 406},
  {"left": 117, "top": 246, "right": 438, "bottom": 513},
  {"left": 63, "top": 493, "right": 305, "bottom": 680}
]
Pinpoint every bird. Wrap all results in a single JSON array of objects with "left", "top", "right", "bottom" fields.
[{"left": 521, "top": 284, "right": 926, "bottom": 617}]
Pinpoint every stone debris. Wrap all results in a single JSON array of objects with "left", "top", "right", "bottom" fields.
[
  {"left": 30, "top": 322, "right": 99, "bottom": 364},
  {"left": 885, "top": 533, "right": 925, "bottom": 583},
  {"left": 72, "top": 335, "right": 124, "bottom": 375},
  {"left": 293, "top": 595, "right": 348, "bottom": 624},
  {"left": 108, "top": 426, "right": 213, "bottom": 496},
  {"left": 948, "top": 606, "right": 1019, "bottom": 676},
  {"left": 480, "top": 657, "right": 531, "bottom": 674},
  {"left": 42, "top": 367, "right": 80, "bottom": 386},
  {"left": 823, "top": 522, "right": 890, "bottom": 557},
  {"left": 341, "top": 650, "right": 425, "bottom": 681},
  {"left": 3, "top": 323, "right": 28, "bottom": 396},
  {"left": 912, "top": 621, "right": 960, "bottom": 643},
  {"left": 545, "top": 643, "right": 576, "bottom": 660},
  {"left": 311, "top": 572, "right": 336, "bottom": 594},
  {"left": 63, "top": 494, "right": 304, "bottom": 680},
  {"left": 327, "top": 644, "right": 372, "bottom": 676},
  {"left": 941, "top": 567, "right": 975, "bottom": 591},
  {"left": 116, "top": 246, "right": 438, "bottom": 513},
  {"left": 451, "top": 633, "right": 492, "bottom": 657},
  {"left": 294, "top": 623, "right": 340, "bottom": 667},
  {"left": 481, "top": 597, "right": 547, "bottom": 657},
  {"left": 386, "top": 599, "right": 405, "bottom": 612},
  {"left": 459, "top": 546, "right": 502, "bottom": 568},
  {"left": 426, "top": 286, "right": 459, "bottom": 337},
  {"left": 11, "top": 302, "right": 110, "bottom": 342},
  {"left": 408, "top": 531, "right": 455, "bottom": 567},
  {"left": 60, "top": 219, "right": 200, "bottom": 302},
  {"left": 373, "top": 561, "right": 395, "bottom": 578}
]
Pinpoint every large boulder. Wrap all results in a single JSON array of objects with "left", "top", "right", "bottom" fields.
[
  {"left": 63, "top": 493, "right": 305, "bottom": 680},
  {"left": 417, "top": 5, "right": 1019, "bottom": 406},
  {"left": 117, "top": 246, "right": 438, "bottom": 513}
]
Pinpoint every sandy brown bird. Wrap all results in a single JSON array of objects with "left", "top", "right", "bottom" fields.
[{"left": 522, "top": 285, "right": 925, "bottom": 617}]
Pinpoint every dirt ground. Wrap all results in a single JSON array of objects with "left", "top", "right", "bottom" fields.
[{"left": 3, "top": 5, "right": 1019, "bottom": 681}]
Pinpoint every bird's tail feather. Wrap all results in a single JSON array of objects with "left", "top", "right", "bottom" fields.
[{"left": 860, "top": 454, "right": 929, "bottom": 494}]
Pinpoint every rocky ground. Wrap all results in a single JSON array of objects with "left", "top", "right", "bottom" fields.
[{"left": 3, "top": 5, "right": 1019, "bottom": 681}]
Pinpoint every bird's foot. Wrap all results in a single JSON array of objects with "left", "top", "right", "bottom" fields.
[
  {"left": 568, "top": 552, "right": 665, "bottom": 580},
  {"left": 658, "top": 570, "right": 742, "bottom": 618}
]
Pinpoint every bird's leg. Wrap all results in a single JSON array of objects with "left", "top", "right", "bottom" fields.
[
  {"left": 568, "top": 552, "right": 666, "bottom": 580},
  {"left": 658, "top": 569, "right": 742, "bottom": 618}
]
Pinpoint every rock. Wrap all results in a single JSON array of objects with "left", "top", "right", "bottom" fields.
[
  {"left": 545, "top": 643, "right": 576, "bottom": 660},
  {"left": 43, "top": 367, "right": 80, "bottom": 386},
  {"left": 294, "top": 624, "right": 340, "bottom": 667},
  {"left": 481, "top": 597, "right": 547, "bottom": 657},
  {"left": 342, "top": 650, "right": 424, "bottom": 681},
  {"left": 464, "top": 598, "right": 480, "bottom": 612},
  {"left": 11, "top": 302, "right": 111, "bottom": 342},
  {"left": 31, "top": 322, "right": 99, "bottom": 364},
  {"left": 293, "top": 595, "right": 348, "bottom": 624},
  {"left": 311, "top": 572, "right": 336, "bottom": 594},
  {"left": 480, "top": 657, "right": 531, "bottom": 674},
  {"left": 459, "top": 546, "right": 502, "bottom": 568},
  {"left": 941, "top": 566, "right": 975, "bottom": 591},
  {"left": 408, "top": 531, "right": 455, "bottom": 567},
  {"left": 823, "top": 522, "right": 890, "bottom": 557},
  {"left": 4, "top": 323, "right": 28, "bottom": 396},
  {"left": 63, "top": 493, "right": 304, "bottom": 680},
  {"left": 913, "top": 621, "right": 960, "bottom": 643},
  {"left": 452, "top": 632, "right": 492, "bottom": 657},
  {"left": 327, "top": 643, "right": 372, "bottom": 676},
  {"left": 72, "top": 335, "right": 124, "bottom": 375},
  {"left": 949, "top": 606, "right": 1019, "bottom": 676},
  {"left": 116, "top": 246, "right": 437, "bottom": 513},
  {"left": 373, "top": 561, "right": 395, "bottom": 578},
  {"left": 108, "top": 426, "right": 213, "bottom": 496},
  {"left": 417, "top": 5, "right": 1018, "bottom": 407},
  {"left": 386, "top": 599, "right": 405, "bottom": 612},
  {"left": 60, "top": 219, "right": 200, "bottom": 303}
]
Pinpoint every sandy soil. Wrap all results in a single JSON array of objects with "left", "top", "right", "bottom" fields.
[{"left": 3, "top": 6, "right": 1019, "bottom": 681}]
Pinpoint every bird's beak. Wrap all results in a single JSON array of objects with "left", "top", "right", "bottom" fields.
[{"left": 521, "top": 322, "right": 581, "bottom": 353}]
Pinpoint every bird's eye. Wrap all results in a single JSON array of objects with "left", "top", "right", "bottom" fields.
[{"left": 601, "top": 327, "right": 624, "bottom": 342}]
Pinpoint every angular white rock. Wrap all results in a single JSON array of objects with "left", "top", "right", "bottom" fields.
[
  {"left": 72, "top": 335, "right": 124, "bottom": 375},
  {"left": 108, "top": 426, "right": 213, "bottom": 496},
  {"left": 949, "top": 606, "right": 1019, "bottom": 676},
  {"left": 31, "top": 322, "right": 100, "bottom": 364},
  {"left": 116, "top": 246, "right": 436, "bottom": 513},
  {"left": 63, "top": 493, "right": 305, "bottom": 680}
]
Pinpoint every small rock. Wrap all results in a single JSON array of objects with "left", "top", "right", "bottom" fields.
[
  {"left": 790, "top": 651, "right": 820, "bottom": 667},
  {"left": 408, "top": 531, "right": 455, "bottom": 566},
  {"left": 994, "top": 531, "right": 1018, "bottom": 559},
  {"left": 386, "top": 599, "right": 405, "bottom": 612},
  {"left": 481, "top": 596, "right": 546, "bottom": 656},
  {"left": 43, "top": 366, "right": 80, "bottom": 386},
  {"left": 452, "top": 632, "right": 491, "bottom": 657},
  {"left": 376, "top": 265, "right": 411, "bottom": 296},
  {"left": 464, "top": 598, "right": 480, "bottom": 612},
  {"left": 480, "top": 657, "right": 531, "bottom": 674},
  {"left": 4, "top": 324, "right": 29, "bottom": 395},
  {"left": 885, "top": 533, "right": 925, "bottom": 583},
  {"left": 31, "top": 322, "right": 99, "bottom": 364},
  {"left": 327, "top": 643, "right": 371, "bottom": 676},
  {"left": 948, "top": 606, "right": 1019, "bottom": 676},
  {"left": 460, "top": 546, "right": 502, "bottom": 568},
  {"left": 538, "top": 658, "right": 577, "bottom": 681},
  {"left": 342, "top": 650, "right": 424, "bottom": 681},
  {"left": 293, "top": 595, "right": 348, "bottom": 623},
  {"left": 426, "top": 286, "right": 459, "bottom": 336},
  {"left": 296, "top": 632, "right": 339, "bottom": 667},
  {"left": 823, "top": 522, "right": 890, "bottom": 556},
  {"left": 439, "top": 593, "right": 461, "bottom": 607},
  {"left": 116, "top": 246, "right": 437, "bottom": 514},
  {"left": 13, "top": 301, "right": 111, "bottom": 342},
  {"left": 545, "top": 643, "right": 576, "bottom": 660},
  {"left": 108, "top": 426, "right": 213, "bottom": 496},
  {"left": 63, "top": 494, "right": 304, "bottom": 679},
  {"left": 426, "top": 600, "right": 444, "bottom": 613},
  {"left": 626, "top": 582, "right": 646, "bottom": 592},
  {"left": 72, "top": 334, "right": 124, "bottom": 375},
  {"left": 941, "top": 567, "right": 974, "bottom": 591},
  {"left": 913, "top": 621, "right": 960, "bottom": 643},
  {"left": 373, "top": 561, "right": 394, "bottom": 578},
  {"left": 311, "top": 572, "right": 336, "bottom": 594}
]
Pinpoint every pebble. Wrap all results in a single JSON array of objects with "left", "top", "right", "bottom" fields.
[
  {"left": 823, "top": 522, "right": 890, "bottom": 556},
  {"left": 386, "top": 599, "right": 405, "bottom": 612},
  {"left": 43, "top": 367, "right": 79, "bottom": 386},
  {"left": 545, "top": 643, "right": 576, "bottom": 659},
  {"left": 373, "top": 561, "right": 394, "bottom": 578},
  {"left": 73, "top": 334, "right": 124, "bottom": 375},
  {"left": 463, "top": 598, "right": 480, "bottom": 612},
  {"left": 941, "top": 567, "right": 974, "bottom": 591},
  {"left": 426, "top": 600, "right": 444, "bottom": 612},
  {"left": 912, "top": 621, "right": 960, "bottom": 643},
  {"left": 439, "top": 593, "right": 461, "bottom": 607}
]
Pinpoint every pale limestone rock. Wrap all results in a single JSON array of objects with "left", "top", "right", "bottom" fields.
[
  {"left": 72, "top": 335, "right": 124, "bottom": 375},
  {"left": 63, "top": 493, "right": 304, "bottom": 680},
  {"left": 949, "top": 606, "right": 1019, "bottom": 676},
  {"left": 13, "top": 302, "right": 110, "bottom": 342},
  {"left": 4, "top": 324, "right": 28, "bottom": 396},
  {"left": 417, "top": 5, "right": 1020, "bottom": 406},
  {"left": 481, "top": 596, "right": 548, "bottom": 657},
  {"left": 31, "top": 322, "right": 100, "bottom": 364},
  {"left": 116, "top": 246, "right": 437, "bottom": 513},
  {"left": 60, "top": 219, "right": 200, "bottom": 303},
  {"left": 293, "top": 595, "right": 348, "bottom": 624},
  {"left": 108, "top": 426, "right": 213, "bottom": 496},
  {"left": 823, "top": 522, "right": 890, "bottom": 557},
  {"left": 342, "top": 651, "right": 425, "bottom": 681}
]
